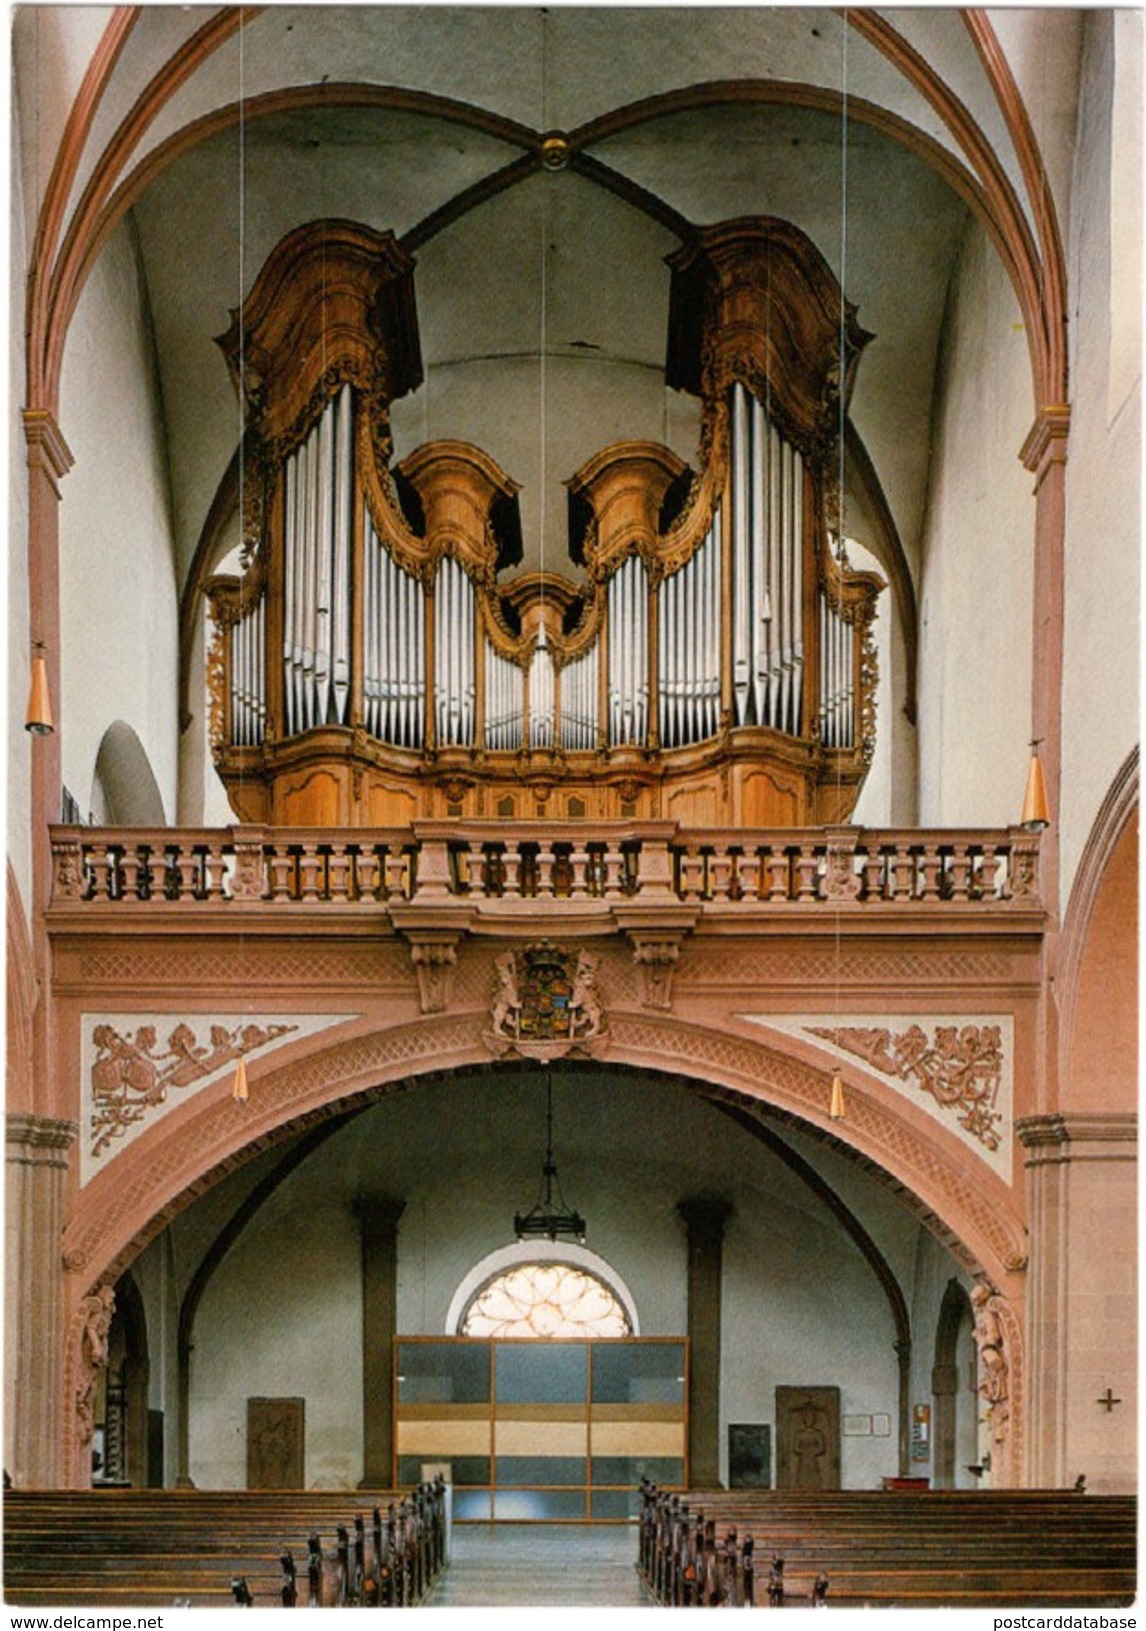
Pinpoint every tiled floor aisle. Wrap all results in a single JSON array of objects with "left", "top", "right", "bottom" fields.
[{"left": 423, "top": 1522, "right": 654, "bottom": 1607}]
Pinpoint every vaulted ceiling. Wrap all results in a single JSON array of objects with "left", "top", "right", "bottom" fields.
[{"left": 15, "top": 7, "right": 1081, "bottom": 593}]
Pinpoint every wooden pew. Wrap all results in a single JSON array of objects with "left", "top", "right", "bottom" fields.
[
  {"left": 4, "top": 1478, "right": 448, "bottom": 1608},
  {"left": 638, "top": 1480, "right": 1137, "bottom": 1607}
]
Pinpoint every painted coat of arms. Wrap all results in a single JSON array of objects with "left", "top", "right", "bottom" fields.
[{"left": 485, "top": 942, "right": 608, "bottom": 1060}]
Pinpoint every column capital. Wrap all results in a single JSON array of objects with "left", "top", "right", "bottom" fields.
[
  {"left": 1019, "top": 404, "right": 1070, "bottom": 483},
  {"left": 1016, "top": 1111, "right": 1136, "bottom": 1160},
  {"left": 677, "top": 1196, "right": 733, "bottom": 1244},
  {"left": 6, "top": 1113, "right": 78, "bottom": 1163},
  {"left": 352, "top": 1194, "right": 407, "bottom": 1238},
  {"left": 22, "top": 409, "right": 74, "bottom": 490}
]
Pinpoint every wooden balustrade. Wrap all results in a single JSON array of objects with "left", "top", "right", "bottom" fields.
[{"left": 48, "top": 822, "right": 1042, "bottom": 915}]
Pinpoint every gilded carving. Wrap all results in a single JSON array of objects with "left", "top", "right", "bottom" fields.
[
  {"left": 90, "top": 1020, "right": 298, "bottom": 1157},
  {"left": 806, "top": 1023, "right": 1003, "bottom": 1151}
]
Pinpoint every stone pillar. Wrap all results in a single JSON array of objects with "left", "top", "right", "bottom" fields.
[
  {"left": 678, "top": 1197, "right": 732, "bottom": 1486},
  {"left": 1017, "top": 1113, "right": 1136, "bottom": 1492},
  {"left": 353, "top": 1196, "right": 405, "bottom": 1489},
  {"left": 6, "top": 1114, "right": 77, "bottom": 1486}
]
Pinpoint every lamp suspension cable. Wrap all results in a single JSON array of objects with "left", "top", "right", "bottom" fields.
[
  {"left": 830, "top": 9, "right": 850, "bottom": 1124},
  {"left": 537, "top": 6, "right": 549, "bottom": 655},
  {"left": 233, "top": 12, "right": 249, "bottom": 1106}
]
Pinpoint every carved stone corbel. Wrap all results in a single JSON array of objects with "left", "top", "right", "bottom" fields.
[
  {"left": 407, "top": 935, "right": 461, "bottom": 1014},
  {"left": 630, "top": 937, "right": 682, "bottom": 1011}
]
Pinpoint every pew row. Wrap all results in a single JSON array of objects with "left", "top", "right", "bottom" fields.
[
  {"left": 638, "top": 1481, "right": 1137, "bottom": 1607},
  {"left": 4, "top": 1479, "right": 446, "bottom": 1608}
]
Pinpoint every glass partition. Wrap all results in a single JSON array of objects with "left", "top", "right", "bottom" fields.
[{"left": 393, "top": 1337, "right": 687, "bottom": 1521}]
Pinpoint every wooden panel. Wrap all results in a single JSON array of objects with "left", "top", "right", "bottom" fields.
[
  {"left": 494, "top": 1420, "right": 588, "bottom": 1457},
  {"left": 247, "top": 1397, "right": 305, "bottom": 1490},
  {"left": 590, "top": 1420, "right": 685, "bottom": 1457},
  {"left": 395, "top": 1418, "right": 492, "bottom": 1456},
  {"left": 496, "top": 1403, "right": 587, "bottom": 1423},
  {"left": 590, "top": 1403, "right": 684, "bottom": 1422},
  {"left": 397, "top": 1402, "right": 490, "bottom": 1421}
]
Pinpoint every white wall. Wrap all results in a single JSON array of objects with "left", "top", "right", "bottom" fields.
[
  {"left": 57, "top": 216, "right": 180, "bottom": 825},
  {"left": 916, "top": 219, "right": 1036, "bottom": 827},
  {"left": 153, "top": 1070, "right": 949, "bottom": 1491},
  {"left": 1059, "top": 11, "right": 1141, "bottom": 903}
]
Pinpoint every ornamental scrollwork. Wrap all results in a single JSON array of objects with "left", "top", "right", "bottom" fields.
[
  {"left": 806, "top": 1022, "right": 1003, "bottom": 1151},
  {"left": 90, "top": 1019, "right": 298, "bottom": 1158}
]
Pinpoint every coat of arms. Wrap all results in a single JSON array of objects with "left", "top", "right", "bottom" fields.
[{"left": 485, "top": 942, "right": 608, "bottom": 1060}]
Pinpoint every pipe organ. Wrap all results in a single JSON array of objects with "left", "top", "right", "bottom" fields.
[{"left": 207, "top": 217, "right": 883, "bottom": 827}]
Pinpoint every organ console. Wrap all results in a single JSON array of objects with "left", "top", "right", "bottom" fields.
[{"left": 207, "top": 216, "right": 883, "bottom": 826}]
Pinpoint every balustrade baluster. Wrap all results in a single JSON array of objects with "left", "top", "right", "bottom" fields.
[
  {"left": 297, "top": 845, "right": 324, "bottom": 901},
  {"left": 918, "top": 842, "right": 942, "bottom": 900},
  {"left": 979, "top": 842, "right": 1005, "bottom": 899},
  {"left": 887, "top": 842, "right": 913, "bottom": 899},
  {"left": 536, "top": 844, "right": 556, "bottom": 897},
  {"left": 794, "top": 842, "right": 819, "bottom": 900},
  {"left": 568, "top": 847, "right": 589, "bottom": 896},
  {"left": 385, "top": 851, "right": 410, "bottom": 900},
  {"left": 946, "top": 845, "right": 972, "bottom": 901},
  {"left": 327, "top": 848, "right": 352, "bottom": 901},
  {"left": 502, "top": 846, "right": 522, "bottom": 897},
  {"left": 88, "top": 845, "right": 115, "bottom": 900},
  {"left": 353, "top": 848, "right": 381, "bottom": 901},
  {"left": 202, "top": 846, "right": 229, "bottom": 899},
  {"left": 862, "top": 846, "right": 885, "bottom": 900},
  {"left": 708, "top": 848, "right": 733, "bottom": 901},
  {"left": 735, "top": 847, "right": 761, "bottom": 901},
  {"left": 766, "top": 847, "right": 790, "bottom": 900},
  {"left": 603, "top": 845, "right": 626, "bottom": 898},
  {"left": 267, "top": 850, "right": 295, "bottom": 900},
  {"left": 679, "top": 845, "right": 705, "bottom": 900},
  {"left": 119, "top": 847, "right": 144, "bottom": 900},
  {"left": 461, "top": 842, "right": 485, "bottom": 894}
]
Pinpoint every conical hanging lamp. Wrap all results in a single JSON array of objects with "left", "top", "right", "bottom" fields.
[
  {"left": 829, "top": 1070, "right": 847, "bottom": 1121},
  {"left": 25, "top": 642, "right": 54, "bottom": 735},
  {"left": 232, "top": 1054, "right": 249, "bottom": 1104},
  {"left": 1020, "top": 739, "right": 1050, "bottom": 830}
]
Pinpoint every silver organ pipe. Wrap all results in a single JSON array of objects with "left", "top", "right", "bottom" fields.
[
  {"left": 658, "top": 519, "right": 721, "bottom": 747},
  {"left": 529, "top": 643, "right": 555, "bottom": 749},
  {"left": 434, "top": 555, "right": 476, "bottom": 748},
  {"left": 728, "top": 383, "right": 805, "bottom": 734},
  {"left": 608, "top": 553, "right": 649, "bottom": 746},
  {"left": 485, "top": 644, "right": 524, "bottom": 751},
  {"left": 559, "top": 642, "right": 597, "bottom": 751},
  {"left": 229, "top": 592, "right": 267, "bottom": 747},
  {"left": 330, "top": 384, "right": 353, "bottom": 724},
  {"left": 362, "top": 512, "right": 426, "bottom": 748},
  {"left": 731, "top": 384, "right": 751, "bottom": 726},
  {"left": 281, "top": 387, "right": 354, "bottom": 733},
  {"left": 818, "top": 591, "right": 855, "bottom": 748}
]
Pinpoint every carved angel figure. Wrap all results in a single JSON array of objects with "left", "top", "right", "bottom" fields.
[
  {"left": 970, "top": 1281, "right": 1008, "bottom": 1405},
  {"left": 75, "top": 1285, "right": 116, "bottom": 1445}
]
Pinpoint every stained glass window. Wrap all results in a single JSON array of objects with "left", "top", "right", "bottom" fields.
[{"left": 459, "top": 1261, "right": 632, "bottom": 1339}]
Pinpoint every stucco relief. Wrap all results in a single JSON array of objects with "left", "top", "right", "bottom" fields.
[
  {"left": 485, "top": 943, "right": 608, "bottom": 1059},
  {"left": 806, "top": 1023, "right": 1003, "bottom": 1150},
  {"left": 741, "top": 1014, "right": 1013, "bottom": 1178},
  {"left": 80, "top": 1012, "right": 358, "bottom": 1183}
]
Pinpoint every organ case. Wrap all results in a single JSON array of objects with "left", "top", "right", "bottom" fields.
[{"left": 206, "top": 217, "right": 883, "bottom": 826}]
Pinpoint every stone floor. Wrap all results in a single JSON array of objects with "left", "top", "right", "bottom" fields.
[{"left": 422, "top": 1521, "right": 654, "bottom": 1607}]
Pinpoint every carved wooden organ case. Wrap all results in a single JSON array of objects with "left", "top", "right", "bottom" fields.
[{"left": 207, "top": 217, "right": 883, "bottom": 826}]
